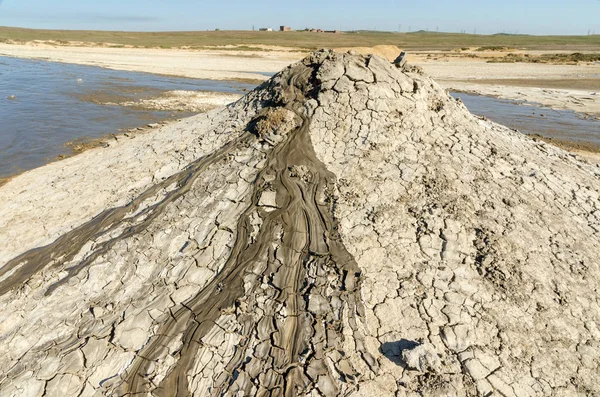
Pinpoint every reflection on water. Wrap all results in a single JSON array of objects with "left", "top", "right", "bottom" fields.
[
  {"left": 0, "top": 56, "right": 256, "bottom": 179},
  {"left": 452, "top": 92, "right": 600, "bottom": 146}
]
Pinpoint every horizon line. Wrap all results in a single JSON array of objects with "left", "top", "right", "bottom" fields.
[{"left": 0, "top": 25, "right": 598, "bottom": 37}]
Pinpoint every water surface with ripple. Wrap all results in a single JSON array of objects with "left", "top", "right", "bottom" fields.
[{"left": 0, "top": 56, "right": 255, "bottom": 178}]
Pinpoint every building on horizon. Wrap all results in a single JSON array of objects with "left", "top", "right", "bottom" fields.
[{"left": 304, "top": 28, "right": 340, "bottom": 34}]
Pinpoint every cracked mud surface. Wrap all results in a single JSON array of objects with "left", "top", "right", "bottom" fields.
[{"left": 1, "top": 50, "right": 599, "bottom": 396}]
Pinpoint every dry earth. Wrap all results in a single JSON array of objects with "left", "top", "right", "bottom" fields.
[
  {"left": 0, "top": 43, "right": 303, "bottom": 82},
  {"left": 106, "top": 90, "right": 244, "bottom": 113},
  {"left": 1, "top": 51, "right": 600, "bottom": 397}
]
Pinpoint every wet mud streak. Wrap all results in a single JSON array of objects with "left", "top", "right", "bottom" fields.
[
  {"left": 0, "top": 134, "right": 251, "bottom": 297},
  {"left": 123, "top": 57, "right": 376, "bottom": 396}
]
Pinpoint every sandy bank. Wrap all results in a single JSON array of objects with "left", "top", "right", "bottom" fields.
[
  {"left": 0, "top": 42, "right": 303, "bottom": 82},
  {"left": 442, "top": 81, "right": 600, "bottom": 118},
  {"left": 411, "top": 55, "right": 600, "bottom": 117},
  {"left": 96, "top": 90, "right": 243, "bottom": 113}
]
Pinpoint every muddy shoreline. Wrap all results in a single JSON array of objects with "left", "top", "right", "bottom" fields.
[
  {"left": 0, "top": 119, "right": 179, "bottom": 187},
  {"left": 448, "top": 83, "right": 600, "bottom": 120},
  {"left": 0, "top": 55, "right": 258, "bottom": 183}
]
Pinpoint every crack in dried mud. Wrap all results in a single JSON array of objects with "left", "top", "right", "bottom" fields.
[{"left": 0, "top": 134, "right": 251, "bottom": 297}]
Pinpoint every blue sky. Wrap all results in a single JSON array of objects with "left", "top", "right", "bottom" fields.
[{"left": 0, "top": 0, "right": 598, "bottom": 35}]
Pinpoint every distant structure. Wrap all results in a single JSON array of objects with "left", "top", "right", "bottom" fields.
[
  {"left": 304, "top": 28, "right": 340, "bottom": 34},
  {"left": 280, "top": 26, "right": 291, "bottom": 32},
  {"left": 259, "top": 27, "right": 273, "bottom": 32}
]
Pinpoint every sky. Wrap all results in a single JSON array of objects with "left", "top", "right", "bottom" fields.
[{"left": 0, "top": 0, "right": 598, "bottom": 35}]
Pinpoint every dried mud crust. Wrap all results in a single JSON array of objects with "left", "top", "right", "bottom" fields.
[{"left": 0, "top": 50, "right": 599, "bottom": 397}]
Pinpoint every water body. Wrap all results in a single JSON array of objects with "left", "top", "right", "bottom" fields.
[
  {"left": 453, "top": 92, "right": 600, "bottom": 146},
  {"left": 247, "top": 71, "right": 277, "bottom": 78},
  {"left": 0, "top": 56, "right": 256, "bottom": 179}
]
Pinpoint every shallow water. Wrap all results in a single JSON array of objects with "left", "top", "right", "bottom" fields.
[
  {"left": 0, "top": 56, "right": 256, "bottom": 179},
  {"left": 249, "top": 71, "right": 277, "bottom": 78},
  {"left": 452, "top": 92, "right": 600, "bottom": 146}
]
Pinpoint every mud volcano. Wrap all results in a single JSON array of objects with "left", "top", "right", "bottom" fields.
[{"left": 1, "top": 50, "right": 599, "bottom": 396}]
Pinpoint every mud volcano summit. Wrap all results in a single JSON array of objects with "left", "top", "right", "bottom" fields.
[{"left": 1, "top": 50, "right": 599, "bottom": 396}]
